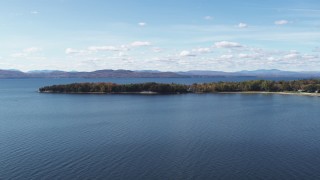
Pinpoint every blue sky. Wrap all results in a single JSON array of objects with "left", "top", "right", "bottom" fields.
[{"left": 1, "top": 0, "right": 320, "bottom": 72}]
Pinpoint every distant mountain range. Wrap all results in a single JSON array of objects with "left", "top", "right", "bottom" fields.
[
  {"left": 179, "top": 69, "right": 320, "bottom": 77},
  {"left": 1, "top": 69, "right": 320, "bottom": 78},
  {"left": 0, "top": 69, "right": 186, "bottom": 78}
]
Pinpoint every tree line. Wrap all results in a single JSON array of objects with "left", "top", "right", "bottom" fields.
[
  {"left": 39, "top": 82, "right": 189, "bottom": 94},
  {"left": 39, "top": 79, "right": 320, "bottom": 94},
  {"left": 190, "top": 79, "right": 320, "bottom": 93}
]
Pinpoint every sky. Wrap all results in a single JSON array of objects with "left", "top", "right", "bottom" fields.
[{"left": 1, "top": 0, "right": 320, "bottom": 72}]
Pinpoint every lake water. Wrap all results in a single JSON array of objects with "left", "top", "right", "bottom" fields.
[{"left": 1, "top": 78, "right": 320, "bottom": 180}]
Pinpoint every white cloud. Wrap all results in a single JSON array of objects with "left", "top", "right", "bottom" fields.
[
  {"left": 302, "top": 54, "right": 318, "bottom": 60},
  {"left": 180, "top": 50, "right": 196, "bottom": 57},
  {"left": 31, "top": 11, "right": 39, "bottom": 14},
  {"left": 193, "top": 48, "right": 212, "bottom": 54},
  {"left": 238, "top": 53, "right": 251, "bottom": 58},
  {"left": 64, "top": 41, "right": 152, "bottom": 57},
  {"left": 117, "top": 52, "right": 125, "bottom": 57},
  {"left": 282, "top": 52, "right": 318, "bottom": 61},
  {"left": 268, "top": 57, "right": 276, "bottom": 61},
  {"left": 138, "top": 22, "right": 147, "bottom": 27},
  {"left": 11, "top": 47, "right": 42, "bottom": 58},
  {"left": 65, "top": 48, "right": 88, "bottom": 55},
  {"left": 238, "top": 22, "right": 248, "bottom": 28},
  {"left": 238, "top": 53, "right": 262, "bottom": 59},
  {"left": 274, "top": 20, "right": 289, "bottom": 25},
  {"left": 215, "top": 41, "right": 243, "bottom": 48},
  {"left": 204, "top": 16, "right": 213, "bottom": 20},
  {"left": 23, "top": 47, "right": 41, "bottom": 53},
  {"left": 65, "top": 48, "right": 76, "bottom": 54},
  {"left": 220, "top": 54, "right": 234, "bottom": 59},
  {"left": 283, "top": 53, "right": 300, "bottom": 60},
  {"left": 152, "top": 47, "right": 162, "bottom": 53},
  {"left": 130, "top": 41, "right": 151, "bottom": 47},
  {"left": 88, "top": 46, "right": 119, "bottom": 52}
]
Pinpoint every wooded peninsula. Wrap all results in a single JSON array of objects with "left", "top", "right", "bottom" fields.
[{"left": 39, "top": 79, "right": 320, "bottom": 95}]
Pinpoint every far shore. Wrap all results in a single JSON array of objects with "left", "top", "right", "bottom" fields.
[
  {"left": 39, "top": 90, "right": 320, "bottom": 97},
  {"left": 39, "top": 90, "right": 160, "bottom": 95},
  {"left": 219, "top": 91, "right": 320, "bottom": 97},
  {"left": 38, "top": 80, "right": 320, "bottom": 96}
]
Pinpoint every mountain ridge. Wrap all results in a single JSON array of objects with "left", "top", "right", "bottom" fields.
[{"left": 1, "top": 69, "right": 320, "bottom": 78}]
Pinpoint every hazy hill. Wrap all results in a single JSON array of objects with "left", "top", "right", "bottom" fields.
[
  {"left": 0, "top": 69, "right": 186, "bottom": 78},
  {"left": 1, "top": 69, "right": 320, "bottom": 78}
]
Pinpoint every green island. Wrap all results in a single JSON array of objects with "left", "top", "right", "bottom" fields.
[{"left": 38, "top": 79, "right": 320, "bottom": 96}]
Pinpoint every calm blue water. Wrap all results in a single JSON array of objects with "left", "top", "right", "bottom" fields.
[{"left": 1, "top": 78, "right": 320, "bottom": 180}]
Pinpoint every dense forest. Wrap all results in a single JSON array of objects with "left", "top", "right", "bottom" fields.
[
  {"left": 39, "top": 82, "right": 189, "bottom": 94},
  {"left": 39, "top": 79, "right": 320, "bottom": 94}
]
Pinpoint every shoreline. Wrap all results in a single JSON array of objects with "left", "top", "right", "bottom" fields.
[
  {"left": 39, "top": 91, "right": 160, "bottom": 95},
  {"left": 39, "top": 91, "right": 320, "bottom": 97},
  {"left": 219, "top": 91, "right": 320, "bottom": 97}
]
